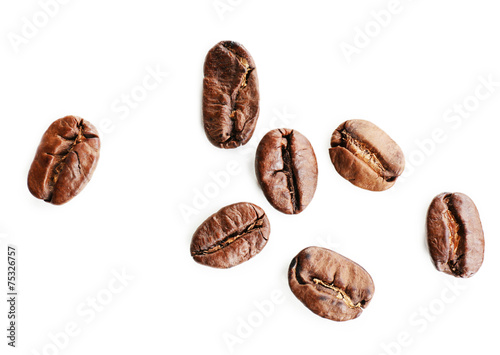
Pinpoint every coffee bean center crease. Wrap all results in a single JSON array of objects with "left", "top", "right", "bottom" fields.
[
  {"left": 275, "top": 131, "right": 300, "bottom": 212},
  {"left": 313, "top": 278, "right": 364, "bottom": 309},
  {"left": 45, "top": 120, "right": 96, "bottom": 202},
  {"left": 192, "top": 215, "right": 266, "bottom": 256},
  {"left": 443, "top": 195, "right": 465, "bottom": 273}
]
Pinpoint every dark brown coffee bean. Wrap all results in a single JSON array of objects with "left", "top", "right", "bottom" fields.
[
  {"left": 255, "top": 128, "right": 317, "bottom": 215},
  {"left": 191, "top": 202, "right": 270, "bottom": 269},
  {"left": 329, "top": 119, "right": 405, "bottom": 191},
  {"left": 288, "top": 247, "right": 374, "bottom": 322},
  {"left": 203, "top": 41, "right": 259, "bottom": 149},
  {"left": 28, "top": 115, "right": 100, "bottom": 205},
  {"left": 427, "top": 192, "right": 484, "bottom": 278}
]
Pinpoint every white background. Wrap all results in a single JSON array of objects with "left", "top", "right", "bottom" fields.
[{"left": 1, "top": 1, "right": 499, "bottom": 354}]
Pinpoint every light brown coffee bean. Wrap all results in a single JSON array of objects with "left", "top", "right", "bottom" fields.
[
  {"left": 329, "top": 120, "right": 404, "bottom": 191},
  {"left": 288, "top": 247, "right": 374, "bottom": 322},
  {"left": 427, "top": 192, "right": 484, "bottom": 278}
]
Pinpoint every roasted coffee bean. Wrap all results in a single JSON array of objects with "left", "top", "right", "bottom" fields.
[
  {"left": 191, "top": 202, "right": 270, "bottom": 269},
  {"left": 255, "top": 128, "right": 317, "bottom": 214},
  {"left": 329, "top": 119, "right": 404, "bottom": 191},
  {"left": 288, "top": 247, "right": 374, "bottom": 322},
  {"left": 28, "top": 116, "right": 100, "bottom": 205},
  {"left": 203, "top": 41, "right": 259, "bottom": 149},
  {"left": 427, "top": 192, "right": 484, "bottom": 278}
]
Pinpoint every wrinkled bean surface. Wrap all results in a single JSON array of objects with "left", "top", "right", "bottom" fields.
[
  {"left": 191, "top": 202, "right": 270, "bottom": 268},
  {"left": 203, "top": 41, "right": 259, "bottom": 149},
  {"left": 28, "top": 115, "right": 100, "bottom": 205}
]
